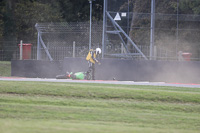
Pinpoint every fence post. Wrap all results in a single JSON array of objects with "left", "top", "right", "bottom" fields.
[
  {"left": 73, "top": 41, "right": 76, "bottom": 58},
  {"left": 121, "top": 43, "right": 124, "bottom": 54},
  {"left": 20, "top": 40, "right": 23, "bottom": 60},
  {"left": 154, "top": 45, "right": 157, "bottom": 60}
]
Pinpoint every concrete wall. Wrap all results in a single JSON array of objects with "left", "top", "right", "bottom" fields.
[
  {"left": 11, "top": 60, "right": 63, "bottom": 78},
  {"left": 63, "top": 58, "right": 200, "bottom": 83},
  {"left": 12, "top": 58, "right": 200, "bottom": 83}
]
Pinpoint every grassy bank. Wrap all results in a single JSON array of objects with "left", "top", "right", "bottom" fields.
[
  {"left": 0, "top": 61, "right": 11, "bottom": 76},
  {"left": 0, "top": 81, "right": 200, "bottom": 133}
]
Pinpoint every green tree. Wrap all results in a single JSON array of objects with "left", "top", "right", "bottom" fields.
[
  {"left": 3, "top": 0, "right": 16, "bottom": 42},
  {"left": 14, "top": 0, "right": 63, "bottom": 42},
  {"left": 58, "top": 0, "right": 103, "bottom": 22},
  {"left": 0, "top": 0, "right": 64, "bottom": 60},
  {"left": 0, "top": 0, "right": 5, "bottom": 49},
  {"left": 179, "top": 0, "right": 200, "bottom": 14}
]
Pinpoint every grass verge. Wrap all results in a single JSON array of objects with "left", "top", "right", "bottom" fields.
[
  {"left": 0, "top": 61, "right": 11, "bottom": 76},
  {"left": 0, "top": 81, "right": 200, "bottom": 133}
]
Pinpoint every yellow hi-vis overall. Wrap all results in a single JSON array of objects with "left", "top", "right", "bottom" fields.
[
  {"left": 86, "top": 49, "right": 98, "bottom": 80},
  {"left": 86, "top": 49, "right": 97, "bottom": 64}
]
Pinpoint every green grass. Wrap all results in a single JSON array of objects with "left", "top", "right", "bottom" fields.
[
  {"left": 0, "top": 81, "right": 200, "bottom": 133},
  {"left": 0, "top": 61, "right": 11, "bottom": 76}
]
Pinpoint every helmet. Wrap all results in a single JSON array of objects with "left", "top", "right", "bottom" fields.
[{"left": 96, "top": 48, "right": 101, "bottom": 54}]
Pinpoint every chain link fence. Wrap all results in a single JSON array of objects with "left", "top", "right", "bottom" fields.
[
  {"left": 35, "top": 22, "right": 102, "bottom": 60},
  {"left": 0, "top": 19, "right": 200, "bottom": 61},
  {"left": 1, "top": 42, "right": 200, "bottom": 61},
  {"left": 105, "top": 0, "right": 200, "bottom": 60}
]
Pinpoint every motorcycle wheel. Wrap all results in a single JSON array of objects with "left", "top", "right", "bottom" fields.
[{"left": 85, "top": 72, "right": 92, "bottom": 80}]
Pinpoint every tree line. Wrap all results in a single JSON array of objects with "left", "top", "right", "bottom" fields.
[{"left": 0, "top": 0, "right": 103, "bottom": 49}]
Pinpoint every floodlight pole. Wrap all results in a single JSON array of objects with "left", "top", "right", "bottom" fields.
[
  {"left": 150, "top": 0, "right": 155, "bottom": 60},
  {"left": 176, "top": 0, "right": 179, "bottom": 56},
  {"left": 102, "top": 0, "right": 107, "bottom": 58},
  {"left": 89, "top": 0, "right": 95, "bottom": 50}
]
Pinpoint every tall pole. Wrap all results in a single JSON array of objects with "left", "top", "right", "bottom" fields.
[
  {"left": 89, "top": 0, "right": 93, "bottom": 50},
  {"left": 176, "top": 0, "right": 179, "bottom": 56},
  {"left": 102, "top": 0, "right": 106, "bottom": 58},
  {"left": 37, "top": 31, "right": 41, "bottom": 60},
  {"left": 150, "top": 0, "right": 155, "bottom": 60},
  {"left": 20, "top": 40, "right": 23, "bottom": 60},
  {"left": 127, "top": 0, "right": 129, "bottom": 35}
]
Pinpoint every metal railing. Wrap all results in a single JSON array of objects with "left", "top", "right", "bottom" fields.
[{"left": 1, "top": 43, "right": 199, "bottom": 61}]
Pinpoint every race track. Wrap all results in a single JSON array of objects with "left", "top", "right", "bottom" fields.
[{"left": 0, "top": 77, "right": 200, "bottom": 88}]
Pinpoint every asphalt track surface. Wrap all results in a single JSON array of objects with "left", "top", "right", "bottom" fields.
[{"left": 0, "top": 77, "right": 200, "bottom": 88}]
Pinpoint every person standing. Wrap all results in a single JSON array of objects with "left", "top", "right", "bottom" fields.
[{"left": 86, "top": 48, "right": 101, "bottom": 80}]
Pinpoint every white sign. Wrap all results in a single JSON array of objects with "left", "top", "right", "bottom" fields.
[
  {"left": 114, "top": 12, "right": 121, "bottom": 21},
  {"left": 121, "top": 13, "right": 127, "bottom": 17}
]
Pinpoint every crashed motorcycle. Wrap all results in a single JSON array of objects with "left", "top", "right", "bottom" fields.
[{"left": 56, "top": 70, "right": 92, "bottom": 80}]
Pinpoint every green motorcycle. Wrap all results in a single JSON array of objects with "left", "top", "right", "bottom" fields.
[{"left": 56, "top": 70, "right": 92, "bottom": 80}]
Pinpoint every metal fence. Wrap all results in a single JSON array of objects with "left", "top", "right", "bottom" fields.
[
  {"left": 35, "top": 22, "right": 103, "bottom": 60},
  {"left": 103, "top": 0, "right": 200, "bottom": 60},
  {"left": 1, "top": 42, "right": 200, "bottom": 61},
  {"left": 0, "top": 17, "right": 200, "bottom": 61}
]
